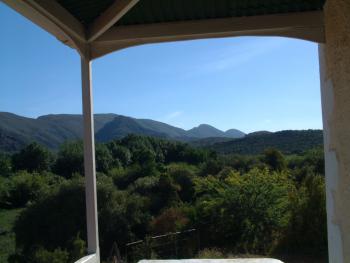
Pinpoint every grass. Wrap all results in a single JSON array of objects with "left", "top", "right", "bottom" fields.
[{"left": 0, "top": 208, "right": 23, "bottom": 263}]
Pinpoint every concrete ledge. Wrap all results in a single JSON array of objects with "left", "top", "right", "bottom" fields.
[
  {"left": 74, "top": 254, "right": 98, "bottom": 263},
  {"left": 139, "top": 259, "right": 284, "bottom": 263}
]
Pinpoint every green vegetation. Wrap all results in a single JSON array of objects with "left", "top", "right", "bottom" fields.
[
  {"left": 0, "top": 135, "right": 327, "bottom": 263},
  {"left": 0, "top": 208, "right": 23, "bottom": 262},
  {"left": 206, "top": 130, "right": 323, "bottom": 155}
]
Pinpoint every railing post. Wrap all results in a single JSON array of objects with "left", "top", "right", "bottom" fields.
[{"left": 81, "top": 55, "right": 100, "bottom": 262}]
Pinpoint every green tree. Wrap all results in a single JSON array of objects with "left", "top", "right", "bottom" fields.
[
  {"left": 5, "top": 171, "right": 64, "bottom": 208},
  {"left": 68, "top": 233, "right": 86, "bottom": 261},
  {"left": 262, "top": 148, "right": 286, "bottom": 171},
  {"left": 95, "top": 143, "right": 113, "bottom": 173},
  {"left": 107, "top": 142, "right": 131, "bottom": 166},
  {"left": 195, "top": 168, "right": 291, "bottom": 253},
  {"left": 275, "top": 174, "right": 327, "bottom": 255},
  {"left": 150, "top": 207, "right": 189, "bottom": 234},
  {"left": 152, "top": 174, "right": 180, "bottom": 212},
  {"left": 0, "top": 153, "right": 12, "bottom": 177},
  {"left": 12, "top": 143, "right": 53, "bottom": 172},
  {"left": 33, "top": 247, "right": 69, "bottom": 263},
  {"left": 12, "top": 176, "right": 150, "bottom": 261},
  {"left": 54, "top": 141, "right": 84, "bottom": 178},
  {"left": 167, "top": 163, "right": 197, "bottom": 202}
]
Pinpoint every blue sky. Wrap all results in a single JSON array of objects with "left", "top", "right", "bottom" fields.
[{"left": 0, "top": 3, "right": 322, "bottom": 133}]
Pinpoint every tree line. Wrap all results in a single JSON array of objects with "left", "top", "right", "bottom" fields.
[{"left": 0, "top": 134, "right": 327, "bottom": 262}]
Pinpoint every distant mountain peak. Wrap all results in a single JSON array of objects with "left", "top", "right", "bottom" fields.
[
  {"left": 225, "top": 129, "right": 246, "bottom": 138},
  {"left": 187, "top": 124, "right": 224, "bottom": 138},
  {"left": 0, "top": 112, "right": 245, "bottom": 152},
  {"left": 187, "top": 124, "right": 244, "bottom": 139},
  {"left": 247, "top": 130, "right": 272, "bottom": 137},
  {"left": 197, "top": 124, "right": 216, "bottom": 128}
]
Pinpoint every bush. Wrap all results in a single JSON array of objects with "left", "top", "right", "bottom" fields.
[
  {"left": 12, "top": 178, "right": 86, "bottom": 259},
  {"left": 33, "top": 247, "right": 69, "bottom": 263},
  {"left": 54, "top": 142, "right": 84, "bottom": 178},
  {"left": 195, "top": 168, "right": 292, "bottom": 253},
  {"left": 1, "top": 136, "right": 327, "bottom": 261},
  {"left": 150, "top": 207, "right": 189, "bottom": 234},
  {"left": 107, "top": 143, "right": 131, "bottom": 166},
  {"left": 12, "top": 143, "right": 53, "bottom": 172},
  {"left": 275, "top": 174, "right": 327, "bottom": 255},
  {"left": 196, "top": 248, "right": 224, "bottom": 259},
  {"left": 12, "top": 176, "right": 150, "bottom": 261},
  {"left": 167, "top": 163, "right": 197, "bottom": 202},
  {"left": 262, "top": 148, "right": 286, "bottom": 172},
  {"left": 0, "top": 153, "right": 12, "bottom": 177},
  {"left": 3, "top": 171, "right": 64, "bottom": 208}
]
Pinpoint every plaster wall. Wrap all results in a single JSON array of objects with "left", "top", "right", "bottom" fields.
[{"left": 321, "top": 0, "right": 350, "bottom": 262}]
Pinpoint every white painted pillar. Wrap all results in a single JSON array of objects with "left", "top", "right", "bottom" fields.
[
  {"left": 81, "top": 56, "right": 100, "bottom": 262},
  {"left": 318, "top": 45, "right": 343, "bottom": 263},
  {"left": 319, "top": 1, "right": 350, "bottom": 262}
]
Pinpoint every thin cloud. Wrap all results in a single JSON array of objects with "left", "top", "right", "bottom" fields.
[
  {"left": 144, "top": 37, "right": 289, "bottom": 79},
  {"left": 188, "top": 37, "right": 288, "bottom": 75},
  {"left": 164, "top": 111, "right": 183, "bottom": 120}
]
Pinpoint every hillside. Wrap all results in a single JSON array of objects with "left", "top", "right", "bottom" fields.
[
  {"left": 0, "top": 113, "right": 323, "bottom": 155},
  {"left": 187, "top": 124, "right": 245, "bottom": 139},
  {"left": 189, "top": 137, "right": 234, "bottom": 147},
  {"left": 0, "top": 112, "right": 244, "bottom": 152},
  {"left": 225, "top": 129, "right": 246, "bottom": 138},
  {"left": 206, "top": 130, "right": 323, "bottom": 155},
  {"left": 95, "top": 115, "right": 170, "bottom": 142},
  {"left": 0, "top": 113, "right": 117, "bottom": 152}
]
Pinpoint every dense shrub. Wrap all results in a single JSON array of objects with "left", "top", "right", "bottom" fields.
[
  {"left": 54, "top": 142, "right": 84, "bottom": 178},
  {"left": 262, "top": 148, "right": 286, "bottom": 172},
  {"left": 1, "top": 136, "right": 326, "bottom": 262},
  {"left": 275, "top": 174, "right": 327, "bottom": 255},
  {"left": 1, "top": 171, "right": 64, "bottom": 208},
  {"left": 196, "top": 248, "right": 224, "bottom": 259},
  {"left": 12, "top": 143, "right": 53, "bottom": 172},
  {"left": 0, "top": 153, "right": 12, "bottom": 176},
  {"left": 95, "top": 143, "right": 114, "bottom": 173},
  {"left": 150, "top": 207, "right": 190, "bottom": 234},
  {"left": 195, "top": 168, "right": 292, "bottom": 254}
]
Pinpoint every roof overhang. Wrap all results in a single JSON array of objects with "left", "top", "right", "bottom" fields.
[{"left": 2, "top": 0, "right": 326, "bottom": 60}]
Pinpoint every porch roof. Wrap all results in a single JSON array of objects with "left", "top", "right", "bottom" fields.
[
  {"left": 3, "top": 0, "right": 326, "bottom": 59},
  {"left": 57, "top": 0, "right": 325, "bottom": 26}
]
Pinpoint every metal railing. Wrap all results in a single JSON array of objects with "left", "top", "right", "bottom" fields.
[{"left": 125, "top": 229, "right": 199, "bottom": 263}]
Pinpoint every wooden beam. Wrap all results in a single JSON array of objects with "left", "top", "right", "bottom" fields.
[
  {"left": 26, "top": 0, "right": 86, "bottom": 42},
  {"left": 92, "top": 11, "right": 324, "bottom": 59},
  {"left": 88, "top": 0, "right": 139, "bottom": 42},
  {"left": 2, "top": 0, "right": 86, "bottom": 49}
]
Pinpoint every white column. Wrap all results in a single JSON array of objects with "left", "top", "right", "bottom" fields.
[
  {"left": 81, "top": 56, "right": 100, "bottom": 261},
  {"left": 319, "top": 0, "right": 350, "bottom": 261},
  {"left": 318, "top": 44, "right": 343, "bottom": 263}
]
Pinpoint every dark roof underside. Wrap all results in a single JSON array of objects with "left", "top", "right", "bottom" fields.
[{"left": 57, "top": 0, "right": 325, "bottom": 27}]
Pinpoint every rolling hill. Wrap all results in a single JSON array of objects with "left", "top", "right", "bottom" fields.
[
  {"left": 0, "top": 112, "right": 245, "bottom": 152},
  {"left": 204, "top": 129, "right": 323, "bottom": 155},
  {"left": 0, "top": 112, "right": 323, "bottom": 154},
  {"left": 187, "top": 124, "right": 245, "bottom": 139}
]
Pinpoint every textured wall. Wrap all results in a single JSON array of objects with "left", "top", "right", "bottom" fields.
[{"left": 323, "top": 0, "right": 350, "bottom": 262}]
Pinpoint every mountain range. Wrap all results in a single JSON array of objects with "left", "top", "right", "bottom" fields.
[
  {"left": 202, "top": 130, "right": 323, "bottom": 155},
  {"left": 0, "top": 112, "right": 245, "bottom": 152}
]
